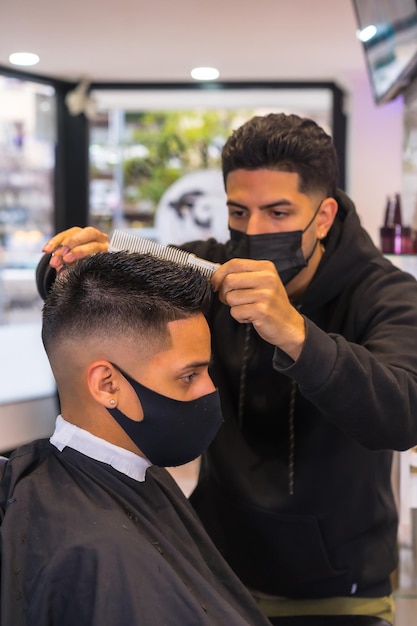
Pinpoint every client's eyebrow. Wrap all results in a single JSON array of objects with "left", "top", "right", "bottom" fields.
[{"left": 176, "top": 358, "right": 213, "bottom": 373}]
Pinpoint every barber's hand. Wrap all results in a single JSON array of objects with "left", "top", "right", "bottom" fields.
[
  {"left": 212, "top": 258, "right": 305, "bottom": 360},
  {"left": 42, "top": 227, "right": 109, "bottom": 272}
]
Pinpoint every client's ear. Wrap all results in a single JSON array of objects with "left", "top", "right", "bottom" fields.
[{"left": 88, "top": 361, "right": 120, "bottom": 408}]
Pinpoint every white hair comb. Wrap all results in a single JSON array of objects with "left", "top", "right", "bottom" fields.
[{"left": 109, "top": 229, "right": 220, "bottom": 279}]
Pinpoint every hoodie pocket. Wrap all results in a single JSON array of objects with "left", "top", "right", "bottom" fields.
[{"left": 194, "top": 483, "right": 350, "bottom": 597}]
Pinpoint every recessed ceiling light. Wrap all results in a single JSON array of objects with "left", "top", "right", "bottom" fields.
[
  {"left": 9, "top": 52, "right": 40, "bottom": 67},
  {"left": 191, "top": 67, "right": 220, "bottom": 81}
]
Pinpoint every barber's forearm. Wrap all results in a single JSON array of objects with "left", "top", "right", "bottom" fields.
[
  {"left": 272, "top": 311, "right": 306, "bottom": 361},
  {"left": 274, "top": 318, "right": 417, "bottom": 450}
]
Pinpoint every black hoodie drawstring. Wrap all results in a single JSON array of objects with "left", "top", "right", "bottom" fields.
[
  {"left": 238, "top": 324, "right": 252, "bottom": 427},
  {"left": 237, "top": 323, "right": 297, "bottom": 495},
  {"left": 288, "top": 380, "right": 297, "bottom": 496}
]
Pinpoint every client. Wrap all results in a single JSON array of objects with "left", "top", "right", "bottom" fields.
[{"left": 0, "top": 251, "right": 270, "bottom": 626}]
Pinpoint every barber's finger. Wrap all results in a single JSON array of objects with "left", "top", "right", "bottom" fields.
[
  {"left": 48, "top": 241, "right": 109, "bottom": 269},
  {"left": 43, "top": 227, "right": 84, "bottom": 253},
  {"left": 48, "top": 245, "right": 70, "bottom": 270},
  {"left": 212, "top": 258, "right": 263, "bottom": 291},
  {"left": 43, "top": 227, "right": 109, "bottom": 254}
]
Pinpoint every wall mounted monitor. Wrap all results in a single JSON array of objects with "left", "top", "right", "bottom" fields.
[{"left": 352, "top": 0, "right": 417, "bottom": 104}]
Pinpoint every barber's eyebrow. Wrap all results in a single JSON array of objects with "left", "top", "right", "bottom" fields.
[{"left": 226, "top": 199, "right": 292, "bottom": 211}]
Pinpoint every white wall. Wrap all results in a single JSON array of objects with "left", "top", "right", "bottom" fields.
[
  {"left": 0, "top": 397, "right": 57, "bottom": 454},
  {"left": 0, "top": 322, "right": 57, "bottom": 453},
  {"left": 344, "top": 73, "right": 404, "bottom": 246}
]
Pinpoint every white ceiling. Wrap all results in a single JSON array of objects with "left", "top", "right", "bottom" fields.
[{"left": 0, "top": 0, "right": 367, "bottom": 87}]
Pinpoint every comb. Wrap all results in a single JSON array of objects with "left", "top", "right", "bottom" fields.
[{"left": 109, "top": 229, "right": 220, "bottom": 279}]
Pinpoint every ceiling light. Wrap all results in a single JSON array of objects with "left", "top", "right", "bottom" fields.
[
  {"left": 9, "top": 52, "right": 40, "bottom": 67},
  {"left": 191, "top": 67, "right": 220, "bottom": 81}
]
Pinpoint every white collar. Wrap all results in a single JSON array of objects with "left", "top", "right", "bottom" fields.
[{"left": 50, "top": 415, "right": 152, "bottom": 482}]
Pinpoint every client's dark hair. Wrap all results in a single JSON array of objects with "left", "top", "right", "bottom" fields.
[
  {"left": 42, "top": 251, "right": 213, "bottom": 356},
  {"left": 221, "top": 112, "right": 339, "bottom": 197}
]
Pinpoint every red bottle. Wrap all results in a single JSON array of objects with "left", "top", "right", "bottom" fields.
[{"left": 392, "top": 193, "right": 412, "bottom": 254}]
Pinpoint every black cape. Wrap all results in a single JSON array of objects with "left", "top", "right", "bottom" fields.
[{"left": 0, "top": 440, "right": 270, "bottom": 626}]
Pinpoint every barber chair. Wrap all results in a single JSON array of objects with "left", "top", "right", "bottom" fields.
[{"left": 269, "top": 616, "right": 392, "bottom": 625}]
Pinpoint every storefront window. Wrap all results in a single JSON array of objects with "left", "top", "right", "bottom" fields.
[
  {"left": 88, "top": 88, "right": 335, "bottom": 245},
  {"left": 0, "top": 75, "right": 56, "bottom": 408},
  {"left": 0, "top": 76, "right": 55, "bottom": 325}
]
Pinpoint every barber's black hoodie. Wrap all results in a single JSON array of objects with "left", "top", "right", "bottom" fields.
[
  {"left": 182, "top": 190, "right": 417, "bottom": 599},
  {"left": 36, "top": 190, "right": 417, "bottom": 600}
]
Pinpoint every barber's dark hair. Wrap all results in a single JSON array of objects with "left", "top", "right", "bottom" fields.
[
  {"left": 42, "top": 251, "right": 213, "bottom": 355},
  {"left": 221, "top": 113, "right": 339, "bottom": 197}
]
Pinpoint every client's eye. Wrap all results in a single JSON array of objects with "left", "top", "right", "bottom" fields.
[{"left": 181, "top": 372, "right": 198, "bottom": 384}]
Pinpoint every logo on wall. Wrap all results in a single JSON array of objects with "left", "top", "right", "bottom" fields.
[{"left": 155, "top": 169, "right": 229, "bottom": 245}]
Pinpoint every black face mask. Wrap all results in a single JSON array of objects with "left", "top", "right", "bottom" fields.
[
  {"left": 107, "top": 364, "right": 224, "bottom": 467},
  {"left": 229, "top": 200, "right": 323, "bottom": 285}
]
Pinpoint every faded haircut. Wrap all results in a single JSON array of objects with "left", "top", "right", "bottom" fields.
[
  {"left": 221, "top": 112, "right": 339, "bottom": 197},
  {"left": 41, "top": 251, "right": 213, "bottom": 357}
]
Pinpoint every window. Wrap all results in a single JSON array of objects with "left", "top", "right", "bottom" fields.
[
  {"left": 0, "top": 75, "right": 56, "bottom": 406},
  {"left": 88, "top": 86, "right": 337, "bottom": 245}
]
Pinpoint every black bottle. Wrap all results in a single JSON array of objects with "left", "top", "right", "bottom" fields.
[{"left": 380, "top": 195, "right": 394, "bottom": 254}]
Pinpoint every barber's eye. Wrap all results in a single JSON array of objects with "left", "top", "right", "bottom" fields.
[
  {"left": 229, "top": 208, "right": 246, "bottom": 218},
  {"left": 270, "top": 209, "right": 287, "bottom": 218}
]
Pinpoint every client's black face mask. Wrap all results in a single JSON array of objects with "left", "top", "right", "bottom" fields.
[
  {"left": 107, "top": 364, "right": 224, "bottom": 467},
  {"left": 229, "top": 200, "right": 323, "bottom": 285}
]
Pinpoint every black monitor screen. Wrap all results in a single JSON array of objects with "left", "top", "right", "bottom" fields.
[{"left": 352, "top": 0, "right": 417, "bottom": 103}]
